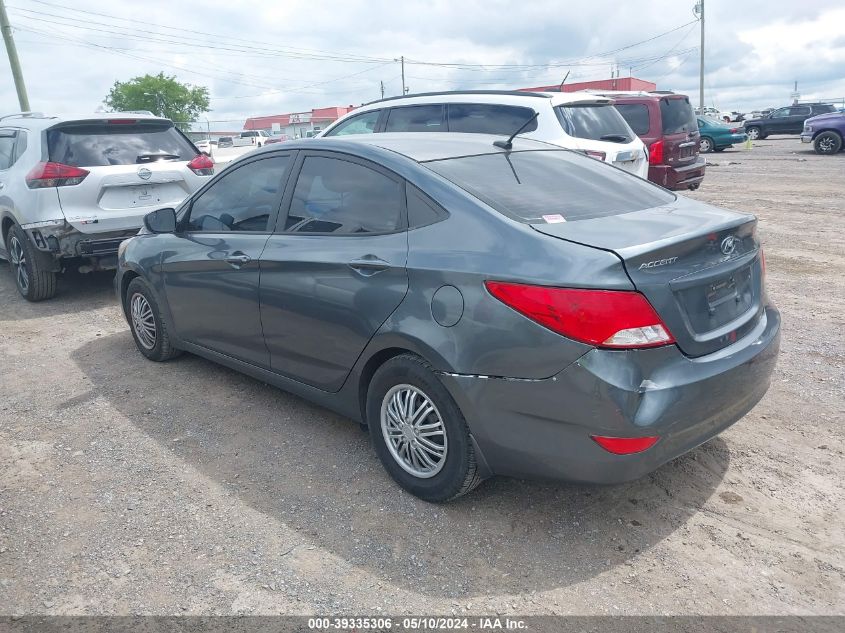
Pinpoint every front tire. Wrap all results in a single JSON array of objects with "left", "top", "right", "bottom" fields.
[
  {"left": 746, "top": 126, "right": 761, "bottom": 140},
  {"left": 699, "top": 136, "right": 714, "bottom": 153},
  {"left": 125, "top": 277, "right": 181, "bottom": 361},
  {"left": 814, "top": 131, "right": 842, "bottom": 155},
  {"left": 367, "top": 354, "right": 481, "bottom": 502},
  {"left": 6, "top": 225, "right": 57, "bottom": 301}
]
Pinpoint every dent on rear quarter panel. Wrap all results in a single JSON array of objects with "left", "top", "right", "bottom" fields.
[{"left": 373, "top": 183, "right": 634, "bottom": 379}]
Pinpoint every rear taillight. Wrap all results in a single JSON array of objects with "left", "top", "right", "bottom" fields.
[
  {"left": 25, "top": 162, "right": 89, "bottom": 188},
  {"left": 648, "top": 140, "right": 664, "bottom": 165},
  {"left": 187, "top": 154, "right": 214, "bottom": 176},
  {"left": 591, "top": 435, "right": 660, "bottom": 454},
  {"left": 729, "top": 128, "right": 739, "bottom": 133},
  {"left": 484, "top": 281, "right": 675, "bottom": 349},
  {"left": 583, "top": 150, "right": 607, "bottom": 161}
]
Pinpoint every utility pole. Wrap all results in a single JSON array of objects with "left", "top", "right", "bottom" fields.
[
  {"left": 400, "top": 56, "right": 406, "bottom": 95},
  {"left": 695, "top": 0, "right": 705, "bottom": 112},
  {"left": 380, "top": 81, "right": 385, "bottom": 99},
  {"left": 0, "top": 0, "right": 30, "bottom": 111}
]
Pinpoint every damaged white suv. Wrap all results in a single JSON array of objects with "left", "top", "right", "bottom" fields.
[{"left": 0, "top": 112, "right": 213, "bottom": 301}]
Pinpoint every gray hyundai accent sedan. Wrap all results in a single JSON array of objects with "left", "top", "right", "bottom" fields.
[{"left": 115, "top": 133, "right": 780, "bottom": 502}]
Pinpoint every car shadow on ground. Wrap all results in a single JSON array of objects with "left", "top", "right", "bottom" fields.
[
  {"left": 72, "top": 332, "right": 730, "bottom": 598},
  {"left": 0, "top": 267, "right": 116, "bottom": 321}
]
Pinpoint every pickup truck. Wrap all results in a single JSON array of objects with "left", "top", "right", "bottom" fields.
[
  {"left": 800, "top": 111, "right": 845, "bottom": 154},
  {"left": 232, "top": 130, "right": 270, "bottom": 147}
]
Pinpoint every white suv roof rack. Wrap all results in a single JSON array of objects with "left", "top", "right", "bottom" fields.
[{"left": 0, "top": 111, "right": 48, "bottom": 122}]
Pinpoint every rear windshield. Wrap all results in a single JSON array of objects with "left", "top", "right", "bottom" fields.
[
  {"left": 555, "top": 104, "right": 633, "bottom": 142},
  {"left": 47, "top": 122, "right": 197, "bottom": 167},
  {"left": 659, "top": 98, "right": 697, "bottom": 134},
  {"left": 614, "top": 103, "right": 650, "bottom": 135},
  {"left": 426, "top": 150, "right": 674, "bottom": 223}
]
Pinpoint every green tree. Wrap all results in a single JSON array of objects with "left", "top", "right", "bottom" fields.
[{"left": 104, "top": 72, "right": 210, "bottom": 129}]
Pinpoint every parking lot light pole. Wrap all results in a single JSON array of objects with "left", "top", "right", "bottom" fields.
[
  {"left": 0, "top": 0, "right": 30, "bottom": 111},
  {"left": 695, "top": 0, "right": 705, "bottom": 112}
]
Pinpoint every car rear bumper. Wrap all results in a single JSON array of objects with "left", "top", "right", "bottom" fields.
[
  {"left": 649, "top": 156, "right": 706, "bottom": 190},
  {"left": 439, "top": 304, "right": 780, "bottom": 484},
  {"left": 21, "top": 219, "right": 138, "bottom": 261}
]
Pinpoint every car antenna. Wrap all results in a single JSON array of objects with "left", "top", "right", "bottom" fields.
[{"left": 493, "top": 111, "right": 539, "bottom": 150}]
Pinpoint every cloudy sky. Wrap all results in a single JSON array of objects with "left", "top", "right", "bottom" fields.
[{"left": 2, "top": 0, "right": 844, "bottom": 126}]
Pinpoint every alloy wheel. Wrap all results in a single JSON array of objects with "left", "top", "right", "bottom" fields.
[
  {"left": 818, "top": 136, "right": 835, "bottom": 153},
  {"left": 747, "top": 127, "right": 760, "bottom": 140},
  {"left": 700, "top": 138, "right": 712, "bottom": 153},
  {"left": 130, "top": 293, "right": 157, "bottom": 350},
  {"left": 380, "top": 384, "right": 448, "bottom": 478},
  {"left": 8, "top": 235, "right": 29, "bottom": 295}
]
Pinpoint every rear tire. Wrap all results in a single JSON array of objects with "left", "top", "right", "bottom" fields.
[
  {"left": 125, "top": 277, "right": 182, "bottom": 362},
  {"left": 746, "top": 126, "right": 761, "bottom": 141},
  {"left": 367, "top": 354, "right": 482, "bottom": 502},
  {"left": 814, "top": 131, "right": 842, "bottom": 155},
  {"left": 6, "top": 225, "right": 57, "bottom": 302}
]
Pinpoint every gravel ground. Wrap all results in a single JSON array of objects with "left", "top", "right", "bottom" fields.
[{"left": 0, "top": 138, "right": 843, "bottom": 616}]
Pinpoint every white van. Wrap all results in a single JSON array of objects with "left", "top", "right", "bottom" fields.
[{"left": 318, "top": 90, "right": 648, "bottom": 178}]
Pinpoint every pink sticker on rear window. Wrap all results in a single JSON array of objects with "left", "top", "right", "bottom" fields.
[{"left": 542, "top": 214, "right": 566, "bottom": 223}]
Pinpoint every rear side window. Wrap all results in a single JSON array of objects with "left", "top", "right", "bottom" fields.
[
  {"left": 47, "top": 121, "right": 197, "bottom": 167},
  {"left": 615, "top": 104, "right": 650, "bottom": 136},
  {"left": 0, "top": 130, "right": 17, "bottom": 170},
  {"left": 385, "top": 105, "right": 445, "bottom": 133},
  {"left": 556, "top": 105, "right": 633, "bottom": 142},
  {"left": 447, "top": 104, "right": 538, "bottom": 134},
  {"left": 285, "top": 156, "right": 403, "bottom": 234},
  {"left": 185, "top": 156, "right": 290, "bottom": 232},
  {"left": 814, "top": 104, "right": 835, "bottom": 114},
  {"left": 659, "top": 98, "right": 697, "bottom": 134},
  {"left": 789, "top": 106, "right": 811, "bottom": 116},
  {"left": 324, "top": 110, "right": 381, "bottom": 136},
  {"left": 426, "top": 150, "right": 673, "bottom": 223}
]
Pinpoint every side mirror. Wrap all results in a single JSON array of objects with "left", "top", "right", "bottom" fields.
[{"left": 144, "top": 207, "right": 177, "bottom": 234}]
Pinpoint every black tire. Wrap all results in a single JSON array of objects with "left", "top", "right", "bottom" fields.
[
  {"left": 814, "top": 131, "right": 842, "bottom": 155},
  {"left": 6, "top": 224, "right": 57, "bottom": 301},
  {"left": 367, "top": 354, "right": 482, "bottom": 502},
  {"left": 125, "top": 277, "right": 182, "bottom": 362},
  {"left": 699, "top": 136, "right": 715, "bottom": 153},
  {"left": 746, "top": 126, "right": 762, "bottom": 141}
]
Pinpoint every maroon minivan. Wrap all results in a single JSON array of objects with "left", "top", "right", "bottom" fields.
[{"left": 611, "top": 93, "right": 706, "bottom": 191}]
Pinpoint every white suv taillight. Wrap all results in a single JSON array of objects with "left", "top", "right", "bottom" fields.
[
  {"left": 187, "top": 154, "right": 214, "bottom": 176},
  {"left": 25, "top": 161, "right": 89, "bottom": 188}
]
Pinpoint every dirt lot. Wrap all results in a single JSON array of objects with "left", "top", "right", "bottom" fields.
[{"left": 0, "top": 139, "right": 843, "bottom": 616}]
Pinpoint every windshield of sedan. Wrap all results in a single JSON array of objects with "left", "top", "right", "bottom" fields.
[
  {"left": 425, "top": 150, "right": 674, "bottom": 223},
  {"left": 555, "top": 104, "right": 633, "bottom": 143}
]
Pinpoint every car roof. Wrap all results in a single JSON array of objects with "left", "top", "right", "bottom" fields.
[
  {"left": 357, "top": 90, "right": 613, "bottom": 109},
  {"left": 0, "top": 111, "right": 173, "bottom": 130},
  {"left": 253, "top": 132, "right": 561, "bottom": 163}
]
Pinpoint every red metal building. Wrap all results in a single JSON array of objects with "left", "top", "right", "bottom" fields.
[
  {"left": 243, "top": 106, "right": 355, "bottom": 137},
  {"left": 519, "top": 77, "right": 657, "bottom": 93}
]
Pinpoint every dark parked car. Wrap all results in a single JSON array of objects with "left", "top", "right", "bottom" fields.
[
  {"left": 611, "top": 92, "right": 707, "bottom": 190},
  {"left": 217, "top": 136, "right": 234, "bottom": 148},
  {"left": 743, "top": 103, "right": 837, "bottom": 140},
  {"left": 800, "top": 111, "right": 845, "bottom": 154},
  {"left": 116, "top": 134, "right": 780, "bottom": 502}
]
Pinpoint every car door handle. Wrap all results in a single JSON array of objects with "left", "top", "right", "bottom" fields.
[
  {"left": 225, "top": 253, "right": 251, "bottom": 268},
  {"left": 348, "top": 256, "right": 390, "bottom": 275}
]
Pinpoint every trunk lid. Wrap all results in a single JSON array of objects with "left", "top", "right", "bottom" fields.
[{"left": 531, "top": 200, "right": 764, "bottom": 357}]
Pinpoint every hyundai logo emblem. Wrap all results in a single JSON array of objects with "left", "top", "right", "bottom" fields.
[
  {"left": 720, "top": 235, "right": 739, "bottom": 256},
  {"left": 138, "top": 168, "right": 152, "bottom": 181}
]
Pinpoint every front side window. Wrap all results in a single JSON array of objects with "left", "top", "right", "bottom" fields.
[
  {"left": 325, "top": 110, "right": 381, "bottom": 136},
  {"left": 426, "top": 150, "right": 674, "bottom": 223},
  {"left": 556, "top": 104, "right": 633, "bottom": 142},
  {"left": 47, "top": 121, "right": 197, "bottom": 167},
  {"left": 615, "top": 104, "right": 650, "bottom": 136},
  {"left": 284, "top": 156, "right": 403, "bottom": 234},
  {"left": 770, "top": 108, "right": 790, "bottom": 119},
  {"left": 385, "top": 105, "right": 445, "bottom": 133},
  {"left": 447, "top": 104, "right": 538, "bottom": 134},
  {"left": 185, "top": 156, "right": 290, "bottom": 232}
]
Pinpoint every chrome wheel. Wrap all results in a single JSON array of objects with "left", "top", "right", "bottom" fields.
[
  {"left": 380, "top": 384, "right": 447, "bottom": 478},
  {"left": 130, "top": 292, "right": 157, "bottom": 350},
  {"left": 8, "top": 235, "right": 28, "bottom": 294},
  {"left": 699, "top": 137, "right": 713, "bottom": 153},
  {"left": 818, "top": 136, "right": 836, "bottom": 152},
  {"left": 746, "top": 127, "right": 760, "bottom": 140}
]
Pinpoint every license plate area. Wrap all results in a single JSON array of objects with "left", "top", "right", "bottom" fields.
[
  {"left": 676, "top": 265, "right": 755, "bottom": 333},
  {"left": 128, "top": 184, "right": 162, "bottom": 207}
]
